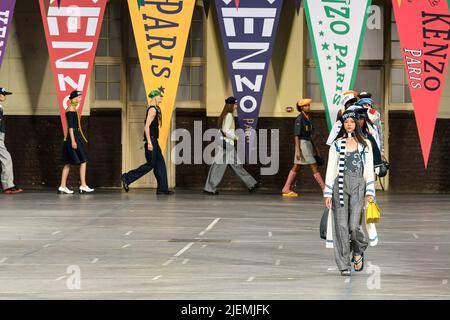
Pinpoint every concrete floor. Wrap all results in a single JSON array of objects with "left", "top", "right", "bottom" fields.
[{"left": 0, "top": 190, "right": 449, "bottom": 299}]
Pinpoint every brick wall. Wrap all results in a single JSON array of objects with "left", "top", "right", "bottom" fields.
[
  {"left": 2, "top": 108, "right": 449, "bottom": 192},
  {"left": 389, "top": 111, "right": 450, "bottom": 193},
  {"left": 2, "top": 109, "right": 122, "bottom": 189},
  {"left": 175, "top": 109, "right": 450, "bottom": 193},
  {"left": 175, "top": 108, "right": 328, "bottom": 192}
]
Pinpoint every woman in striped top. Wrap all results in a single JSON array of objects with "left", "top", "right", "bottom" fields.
[{"left": 323, "top": 109, "right": 375, "bottom": 276}]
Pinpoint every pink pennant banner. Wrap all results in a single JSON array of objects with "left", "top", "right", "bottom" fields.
[
  {"left": 392, "top": 0, "right": 450, "bottom": 167},
  {"left": 39, "top": 0, "right": 107, "bottom": 136}
]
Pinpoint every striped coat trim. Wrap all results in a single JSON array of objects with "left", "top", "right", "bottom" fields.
[{"left": 338, "top": 139, "right": 346, "bottom": 207}]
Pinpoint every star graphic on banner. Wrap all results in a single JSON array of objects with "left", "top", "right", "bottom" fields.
[
  {"left": 326, "top": 55, "right": 332, "bottom": 61},
  {"left": 158, "top": 86, "right": 166, "bottom": 94},
  {"left": 319, "top": 20, "right": 323, "bottom": 25},
  {"left": 319, "top": 31, "right": 324, "bottom": 37},
  {"left": 322, "top": 43, "right": 330, "bottom": 51}
]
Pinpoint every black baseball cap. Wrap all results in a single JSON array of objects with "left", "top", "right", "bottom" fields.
[
  {"left": 358, "top": 91, "right": 372, "bottom": 99},
  {"left": 69, "top": 90, "right": 82, "bottom": 100},
  {"left": 225, "top": 96, "right": 237, "bottom": 104},
  {"left": 0, "top": 88, "right": 12, "bottom": 95}
]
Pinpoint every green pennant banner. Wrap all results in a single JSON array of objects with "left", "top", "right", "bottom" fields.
[{"left": 304, "top": 0, "right": 372, "bottom": 129}]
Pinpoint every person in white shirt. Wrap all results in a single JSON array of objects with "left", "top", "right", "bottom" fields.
[
  {"left": 323, "top": 109, "right": 375, "bottom": 276},
  {"left": 203, "top": 96, "right": 259, "bottom": 195}
]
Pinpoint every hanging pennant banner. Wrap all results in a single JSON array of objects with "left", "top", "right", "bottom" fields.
[
  {"left": 295, "top": 0, "right": 301, "bottom": 14},
  {"left": 393, "top": 0, "right": 450, "bottom": 168},
  {"left": 203, "top": 0, "right": 210, "bottom": 17},
  {"left": 304, "top": 0, "right": 372, "bottom": 129},
  {"left": 0, "top": 0, "right": 16, "bottom": 68},
  {"left": 215, "top": 0, "right": 284, "bottom": 158},
  {"left": 128, "top": 0, "right": 195, "bottom": 154},
  {"left": 39, "top": 0, "right": 107, "bottom": 135}
]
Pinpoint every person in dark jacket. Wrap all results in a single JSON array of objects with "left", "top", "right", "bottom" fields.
[{"left": 58, "top": 90, "right": 94, "bottom": 194}]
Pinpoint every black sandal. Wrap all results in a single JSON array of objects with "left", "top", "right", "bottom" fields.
[{"left": 352, "top": 253, "right": 364, "bottom": 272}]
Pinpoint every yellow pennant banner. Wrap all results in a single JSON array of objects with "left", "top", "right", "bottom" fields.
[{"left": 128, "top": 0, "right": 195, "bottom": 153}]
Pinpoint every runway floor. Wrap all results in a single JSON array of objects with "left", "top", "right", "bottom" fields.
[{"left": 0, "top": 190, "right": 449, "bottom": 299}]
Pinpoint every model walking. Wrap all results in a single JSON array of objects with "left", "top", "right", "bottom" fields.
[
  {"left": 282, "top": 98, "right": 324, "bottom": 197},
  {"left": 355, "top": 92, "right": 385, "bottom": 158},
  {"left": 203, "top": 96, "right": 259, "bottom": 195},
  {"left": 323, "top": 109, "right": 375, "bottom": 276},
  {"left": 121, "top": 89, "right": 173, "bottom": 195},
  {"left": 0, "top": 87, "right": 23, "bottom": 194},
  {"left": 59, "top": 90, "right": 94, "bottom": 194}
]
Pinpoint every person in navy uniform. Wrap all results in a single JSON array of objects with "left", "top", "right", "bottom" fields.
[
  {"left": 0, "top": 87, "right": 23, "bottom": 194},
  {"left": 58, "top": 90, "right": 94, "bottom": 194},
  {"left": 121, "top": 89, "right": 173, "bottom": 195}
]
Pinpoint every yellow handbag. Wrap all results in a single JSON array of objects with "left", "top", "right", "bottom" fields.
[{"left": 366, "top": 200, "right": 381, "bottom": 224}]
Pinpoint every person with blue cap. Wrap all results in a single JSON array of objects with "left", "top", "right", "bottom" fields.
[
  {"left": 59, "top": 90, "right": 94, "bottom": 194},
  {"left": 356, "top": 92, "right": 384, "bottom": 158},
  {"left": 0, "top": 87, "right": 23, "bottom": 194},
  {"left": 121, "top": 89, "right": 173, "bottom": 195}
]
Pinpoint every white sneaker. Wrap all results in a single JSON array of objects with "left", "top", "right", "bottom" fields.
[
  {"left": 58, "top": 186, "right": 74, "bottom": 194},
  {"left": 79, "top": 185, "right": 95, "bottom": 193}
]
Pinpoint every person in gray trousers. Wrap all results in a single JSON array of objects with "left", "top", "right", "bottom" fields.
[
  {"left": 324, "top": 109, "right": 375, "bottom": 276},
  {"left": 0, "top": 88, "right": 23, "bottom": 194},
  {"left": 203, "top": 96, "right": 259, "bottom": 195}
]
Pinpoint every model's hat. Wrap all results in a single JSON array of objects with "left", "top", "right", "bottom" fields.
[
  {"left": 341, "top": 91, "right": 358, "bottom": 107},
  {"left": 341, "top": 109, "right": 360, "bottom": 122},
  {"left": 358, "top": 91, "right": 372, "bottom": 99},
  {"left": 148, "top": 89, "right": 163, "bottom": 99},
  {"left": 69, "top": 90, "right": 82, "bottom": 100},
  {"left": 296, "top": 98, "right": 312, "bottom": 107},
  {"left": 347, "top": 105, "right": 368, "bottom": 118},
  {"left": 225, "top": 96, "right": 237, "bottom": 104},
  {"left": 0, "top": 88, "right": 12, "bottom": 95},
  {"left": 356, "top": 97, "right": 373, "bottom": 107}
]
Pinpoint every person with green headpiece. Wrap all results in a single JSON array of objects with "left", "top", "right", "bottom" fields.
[{"left": 121, "top": 89, "right": 173, "bottom": 195}]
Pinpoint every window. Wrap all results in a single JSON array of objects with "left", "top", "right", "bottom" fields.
[
  {"left": 390, "top": 13, "right": 402, "bottom": 60},
  {"left": 177, "top": 6, "right": 205, "bottom": 103},
  {"left": 390, "top": 12, "right": 411, "bottom": 103},
  {"left": 95, "top": 65, "right": 121, "bottom": 101},
  {"left": 390, "top": 68, "right": 411, "bottom": 103},
  {"left": 96, "top": 3, "right": 123, "bottom": 57},
  {"left": 93, "top": 2, "right": 124, "bottom": 104}
]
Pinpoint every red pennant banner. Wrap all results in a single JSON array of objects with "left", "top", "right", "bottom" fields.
[
  {"left": 392, "top": 0, "right": 450, "bottom": 167},
  {"left": 39, "top": 0, "right": 107, "bottom": 136}
]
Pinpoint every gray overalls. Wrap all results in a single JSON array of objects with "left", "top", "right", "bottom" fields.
[{"left": 331, "top": 150, "right": 368, "bottom": 271}]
